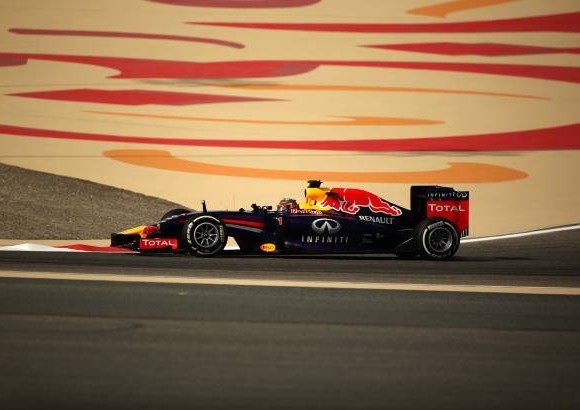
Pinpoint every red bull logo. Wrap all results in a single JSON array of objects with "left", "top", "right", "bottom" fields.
[{"left": 320, "top": 188, "right": 402, "bottom": 216}]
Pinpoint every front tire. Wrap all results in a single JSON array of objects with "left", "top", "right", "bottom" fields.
[
  {"left": 415, "top": 217, "right": 459, "bottom": 260},
  {"left": 182, "top": 215, "right": 227, "bottom": 257}
]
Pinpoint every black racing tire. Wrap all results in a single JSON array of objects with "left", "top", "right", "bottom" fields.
[
  {"left": 415, "top": 217, "right": 460, "bottom": 260},
  {"left": 182, "top": 215, "right": 227, "bottom": 257},
  {"left": 161, "top": 208, "right": 191, "bottom": 220}
]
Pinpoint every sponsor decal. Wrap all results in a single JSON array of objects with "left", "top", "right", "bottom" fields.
[
  {"left": 140, "top": 238, "right": 178, "bottom": 250},
  {"left": 427, "top": 203, "right": 467, "bottom": 213},
  {"left": 303, "top": 218, "right": 348, "bottom": 245},
  {"left": 426, "top": 221, "right": 445, "bottom": 230},
  {"left": 312, "top": 218, "right": 341, "bottom": 234},
  {"left": 290, "top": 209, "right": 323, "bottom": 215},
  {"left": 426, "top": 200, "right": 469, "bottom": 236},
  {"left": 301, "top": 235, "right": 349, "bottom": 244},
  {"left": 427, "top": 191, "right": 469, "bottom": 200},
  {"left": 358, "top": 215, "right": 394, "bottom": 224},
  {"left": 320, "top": 188, "right": 402, "bottom": 216},
  {"left": 260, "top": 243, "right": 277, "bottom": 253}
]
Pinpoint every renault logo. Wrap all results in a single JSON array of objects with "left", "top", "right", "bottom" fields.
[{"left": 312, "top": 218, "right": 341, "bottom": 234}]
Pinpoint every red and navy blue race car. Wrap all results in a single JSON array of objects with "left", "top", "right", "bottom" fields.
[{"left": 111, "top": 181, "right": 469, "bottom": 260}]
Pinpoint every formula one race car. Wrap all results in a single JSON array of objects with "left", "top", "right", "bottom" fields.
[{"left": 111, "top": 181, "right": 469, "bottom": 260}]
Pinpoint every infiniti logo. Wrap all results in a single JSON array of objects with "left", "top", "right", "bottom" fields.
[{"left": 312, "top": 218, "right": 341, "bottom": 235}]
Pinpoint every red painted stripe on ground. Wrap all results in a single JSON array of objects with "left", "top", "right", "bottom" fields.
[
  {"left": 150, "top": 0, "right": 320, "bottom": 7},
  {"left": 366, "top": 42, "right": 580, "bottom": 56},
  {"left": 9, "top": 89, "right": 274, "bottom": 106},
  {"left": 9, "top": 28, "right": 244, "bottom": 49},
  {"left": 192, "top": 12, "right": 580, "bottom": 33},
  {"left": 3, "top": 52, "right": 579, "bottom": 83}
]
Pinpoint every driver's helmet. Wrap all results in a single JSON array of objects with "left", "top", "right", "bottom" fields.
[{"left": 277, "top": 197, "right": 298, "bottom": 212}]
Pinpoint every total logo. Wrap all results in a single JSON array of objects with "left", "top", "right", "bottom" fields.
[
  {"left": 140, "top": 238, "right": 178, "bottom": 250},
  {"left": 427, "top": 203, "right": 467, "bottom": 212},
  {"left": 311, "top": 218, "right": 341, "bottom": 234}
]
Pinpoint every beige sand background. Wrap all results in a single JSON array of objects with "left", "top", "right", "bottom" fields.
[{"left": 0, "top": 0, "right": 578, "bottom": 238}]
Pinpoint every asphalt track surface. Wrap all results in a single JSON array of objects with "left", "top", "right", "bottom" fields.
[{"left": 1, "top": 229, "right": 579, "bottom": 409}]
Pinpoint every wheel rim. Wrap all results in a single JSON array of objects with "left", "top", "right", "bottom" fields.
[
  {"left": 193, "top": 222, "right": 220, "bottom": 248},
  {"left": 427, "top": 226, "right": 453, "bottom": 253}
]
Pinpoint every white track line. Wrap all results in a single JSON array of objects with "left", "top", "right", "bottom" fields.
[
  {"left": 462, "top": 224, "right": 580, "bottom": 243},
  {"left": 0, "top": 243, "right": 84, "bottom": 252},
  {"left": 0, "top": 271, "right": 579, "bottom": 296}
]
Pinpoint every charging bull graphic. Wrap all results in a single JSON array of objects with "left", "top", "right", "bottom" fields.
[{"left": 320, "top": 188, "right": 402, "bottom": 216}]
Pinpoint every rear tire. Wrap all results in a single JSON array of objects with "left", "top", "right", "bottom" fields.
[
  {"left": 182, "top": 215, "right": 227, "bottom": 257},
  {"left": 415, "top": 217, "right": 459, "bottom": 260}
]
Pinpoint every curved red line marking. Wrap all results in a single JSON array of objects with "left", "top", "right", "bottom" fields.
[
  {"left": 9, "top": 28, "right": 244, "bottom": 49},
  {"left": 149, "top": 0, "right": 320, "bottom": 7},
  {"left": 192, "top": 12, "right": 580, "bottom": 33},
  {"left": 2, "top": 52, "right": 578, "bottom": 83},
  {"left": 1, "top": 123, "right": 578, "bottom": 151},
  {"left": 9, "top": 89, "right": 275, "bottom": 106},
  {"left": 366, "top": 42, "right": 580, "bottom": 56}
]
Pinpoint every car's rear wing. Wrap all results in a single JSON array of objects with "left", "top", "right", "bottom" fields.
[{"left": 411, "top": 186, "right": 469, "bottom": 237}]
